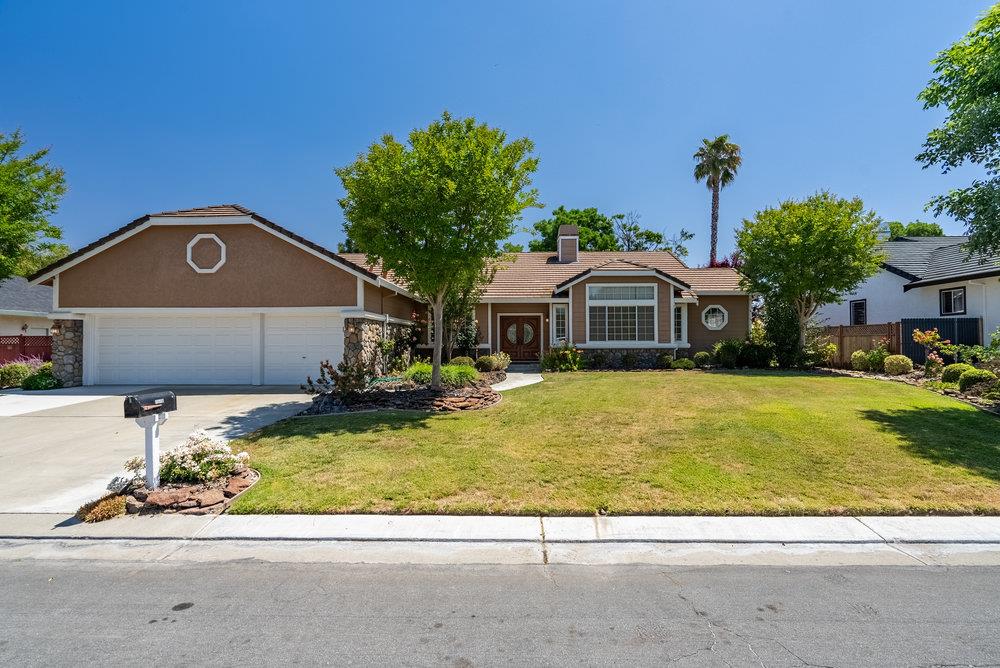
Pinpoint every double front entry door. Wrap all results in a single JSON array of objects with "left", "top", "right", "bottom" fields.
[{"left": 498, "top": 315, "right": 540, "bottom": 361}]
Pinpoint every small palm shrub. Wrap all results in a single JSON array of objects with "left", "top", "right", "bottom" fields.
[
  {"left": 693, "top": 351, "right": 713, "bottom": 368},
  {"left": 403, "top": 362, "right": 479, "bottom": 387},
  {"left": 303, "top": 359, "right": 368, "bottom": 401},
  {"left": 541, "top": 342, "right": 582, "bottom": 372},
  {"left": 124, "top": 430, "right": 249, "bottom": 485},
  {"left": 475, "top": 355, "right": 500, "bottom": 372},
  {"left": 712, "top": 339, "right": 743, "bottom": 369},
  {"left": 0, "top": 362, "right": 32, "bottom": 388},
  {"left": 958, "top": 368, "right": 998, "bottom": 394},
  {"left": 850, "top": 349, "right": 870, "bottom": 372},
  {"left": 737, "top": 341, "right": 773, "bottom": 369},
  {"left": 942, "top": 363, "right": 975, "bottom": 384},
  {"left": 76, "top": 494, "right": 126, "bottom": 523},
  {"left": 450, "top": 356, "right": 475, "bottom": 366},
  {"left": 883, "top": 355, "right": 913, "bottom": 376},
  {"left": 671, "top": 357, "right": 696, "bottom": 370}
]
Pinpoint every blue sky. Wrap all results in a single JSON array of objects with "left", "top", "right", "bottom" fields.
[{"left": 0, "top": 1, "right": 989, "bottom": 265}]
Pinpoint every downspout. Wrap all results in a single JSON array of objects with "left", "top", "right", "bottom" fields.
[{"left": 969, "top": 280, "right": 988, "bottom": 343}]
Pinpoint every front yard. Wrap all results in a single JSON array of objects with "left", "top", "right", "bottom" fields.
[{"left": 230, "top": 371, "right": 1000, "bottom": 516}]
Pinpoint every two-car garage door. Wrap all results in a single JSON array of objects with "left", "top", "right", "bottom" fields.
[{"left": 92, "top": 314, "right": 343, "bottom": 385}]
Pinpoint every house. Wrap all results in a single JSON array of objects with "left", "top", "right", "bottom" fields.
[
  {"left": 28, "top": 207, "right": 749, "bottom": 386},
  {"left": 0, "top": 277, "right": 53, "bottom": 335},
  {"left": 816, "top": 236, "right": 1000, "bottom": 342}
]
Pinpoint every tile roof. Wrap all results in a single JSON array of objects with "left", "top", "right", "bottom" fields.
[
  {"left": 0, "top": 277, "right": 52, "bottom": 314},
  {"left": 881, "top": 236, "right": 1000, "bottom": 287},
  {"left": 151, "top": 205, "right": 248, "bottom": 217},
  {"left": 341, "top": 251, "right": 744, "bottom": 298}
]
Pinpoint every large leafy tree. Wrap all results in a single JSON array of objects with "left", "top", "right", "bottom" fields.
[
  {"left": 884, "top": 220, "right": 944, "bottom": 239},
  {"left": 693, "top": 134, "right": 741, "bottom": 265},
  {"left": 736, "top": 192, "right": 884, "bottom": 348},
  {"left": 917, "top": 3, "right": 1000, "bottom": 256},
  {"left": 337, "top": 112, "right": 540, "bottom": 387},
  {"left": 0, "top": 130, "right": 67, "bottom": 281},
  {"left": 529, "top": 206, "right": 693, "bottom": 257}
]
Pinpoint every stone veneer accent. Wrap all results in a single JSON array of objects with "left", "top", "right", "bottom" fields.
[
  {"left": 343, "top": 317, "right": 412, "bottom": 374},
  {"left": 579, "top": 348, "right": 673, "bottom": 370},
  {"left": 51, "top": 318, "right": 83, "bottom": 387}
]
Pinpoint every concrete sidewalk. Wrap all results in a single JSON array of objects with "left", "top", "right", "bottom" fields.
[{"left": 4, "top": 513, "right": 1000, "bottom": 566}]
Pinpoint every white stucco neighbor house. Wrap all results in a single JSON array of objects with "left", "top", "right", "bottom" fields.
[{"left": 816, "top": 236, "right": 1000, "bottom": 342}]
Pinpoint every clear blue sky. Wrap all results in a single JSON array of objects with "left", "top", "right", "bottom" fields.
[{"left": 0, "top": 1, "right": 990, "bottom": 265}]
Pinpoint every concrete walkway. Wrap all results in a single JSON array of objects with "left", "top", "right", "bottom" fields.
[
  {"left": 491, "top": 371, "right": 543, "bottom": 392},
  {"left": 5, "top": 514, "right": 1000, "bottom": 565}
]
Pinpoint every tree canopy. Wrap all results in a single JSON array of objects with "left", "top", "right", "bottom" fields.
[
  {"left": 885, "top": 220, "right": 945, "bottom": 239},
  {"left": 0, "top": 130, "right": 67, "bottom": 281},
  {"left": 736, "top": 192, "right": 884, "bottom": 347},
  {"left": 336, "top": 112, "right": 540, "bottom": 386},
  {"left": 917, "top": 3, "right": 1000, "bottom": 256},
  {"left": 528, "top": 206, "right": 693, "bottom": 257}
]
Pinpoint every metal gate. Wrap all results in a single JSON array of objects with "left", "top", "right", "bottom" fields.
[{"left": 900, "top": 317, "right": 982, "bottom": 363}]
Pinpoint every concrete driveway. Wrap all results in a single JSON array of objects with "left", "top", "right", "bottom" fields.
[{"left": 0, "top": 386, "right": 311, "bottom": 513}]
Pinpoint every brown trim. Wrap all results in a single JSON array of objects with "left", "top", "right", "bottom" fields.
[{"left": 554, "top": 263, "right": 691, "bottom": 292}]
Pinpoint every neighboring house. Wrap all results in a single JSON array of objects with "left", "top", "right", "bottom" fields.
[
  {"left": 0, "top": 277, "right": 53, "bottom": 336},
  {"left": 816, "top": 235, "right": 1000, "bottom": 340},
  {"left": 28, "top": 207, "right": 749, "bottom": 386}
]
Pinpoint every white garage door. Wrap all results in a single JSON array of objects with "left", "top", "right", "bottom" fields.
[
  {"left": 94, "top": 315, "right": 256, "bottom": 384},
  {"left": 263, "top": 313, "right": 344, "bottom": 384}
]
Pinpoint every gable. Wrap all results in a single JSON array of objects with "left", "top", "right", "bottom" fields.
[{"left": 56, "top": 224, "right": 360, "bottom": 308}]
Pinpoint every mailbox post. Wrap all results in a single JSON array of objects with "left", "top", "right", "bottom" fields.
[{"left": 124, "top": 391, "right": 177, "bottom": 489}]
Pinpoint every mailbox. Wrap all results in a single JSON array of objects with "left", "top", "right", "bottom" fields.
[{"left": 124, "top": 391, "right": 177, "bottom": 419}]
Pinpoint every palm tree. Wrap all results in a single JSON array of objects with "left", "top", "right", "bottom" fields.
[{"left": 693, "top": 135, "right": 742, "bottom": 265}]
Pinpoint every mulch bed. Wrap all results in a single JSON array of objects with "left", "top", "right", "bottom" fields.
[{"left": 124, "top": 468, "right": 259, "bottom": 515}]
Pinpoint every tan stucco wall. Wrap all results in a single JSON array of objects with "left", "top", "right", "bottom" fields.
[
  {"left": 0, "top": 315, "right": 52, "bottom": 336},
  {"left": 686, "top": 295, "right": 751, "bottom": 351},
  {"left": 57, "top": 224, "right": 361, "bottom": 308},
  {"left": 363, "top": 283, "right": 418, "bottom": 321},
  {"left": 570, "top": 276, "right": 674, "bottom": 344},
  {"left": 488, "top": 303, "right": 551, "bottom": 354}
]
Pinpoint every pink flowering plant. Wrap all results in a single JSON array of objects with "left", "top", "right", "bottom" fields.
[
  {"left": 123, "top": 430, "right": 248, "bottom": 486},
  {"left": 912, "top": 328, "right": 951, "bottom": 376}
]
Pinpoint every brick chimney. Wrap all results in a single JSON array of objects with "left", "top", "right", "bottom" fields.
[{"left": 557, "top": 224, "right": 579, "bottom": 263}]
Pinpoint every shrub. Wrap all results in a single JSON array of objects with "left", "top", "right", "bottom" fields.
[
  {"left": 124, "top": 430, "right": 249, "bottom": 485},
  {"left": 737, "top": 341, "right": 773, "bottom": 369},
  {"left": 924, "top": 351, "right": 944, "bottom": 378},
  {"left": 866, "top": 344, "right": 890, "bottom": 374},
  {"left": 712, "top": 339, "right": 743, "bottom": 369},
  {"left": 693, "top": 351, "right": 713, "bottom": 368},
  {"left": 0, "top": 362, "right": 32, "bottom": 388},
  {"left": 621, "top": 351, "right": 637, "bottom": 370},
  {"left": 883, "top": 355, "right": 913, "bottom": 376},
  {"left": 958, "top": 368, "right": 998, "bottom": 394},
  {"left": 475, "top": 355, "right": 500, "bottom": 372},
  {"left": 585, "top": 351, "right": 608, "bottom": 369},
  {"left": 493, "top": 351, "right": 512, "bottom": 370},
  {"left": 76, "top": 494, "right": 126, "bottom": 523},
  {"left": 541, "top": 342, "right": 582, "bottom": 372},
  {"left": 450, "top": 356, "right": 475, "bottom": 366},
  {"left": 807, "top": 342, "right": 838, "bottom": 368},
  {"left": 403, "top": 362, "right": 479, "bottom": 387},
  {"left": 671, "top": 357, "right": 695, "bottom": 370},
  {"left": 763, "top": 300, "right": 801, "bottom": 368},
  {"left": 656, "top": 351, "right": 676, "bottom": 369},
  {"left": 942, "top": 363, "right": 975, "bottom": 384},
  {"left": 850, "top": 349, "right": 870, "bottom": 372},
  {"left": 21, "top": 367, "right": 61, "bottom": 391},
  {"left": 303, "top": 359, "right": 368, "bottom": 401}
]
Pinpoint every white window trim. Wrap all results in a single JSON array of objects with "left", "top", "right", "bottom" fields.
[
  {"left": 551, "top": 303, "right": 568, "bottom": 345},
  {"left": 186, "top": 233, "right": 227, "bottom": 274},
  {"left": 701, "top": 304, "right": 729, "bottom": 331},
  {"left": 673, "top": 304, "right": 687, "bottom": 343},
  {"left": 584, "top": 283, "right": 658, "bottom": 344}
]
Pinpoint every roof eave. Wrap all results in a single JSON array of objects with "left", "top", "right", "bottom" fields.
[{"left": 903, "top": 269, "right": 1000, "bottom": 291}]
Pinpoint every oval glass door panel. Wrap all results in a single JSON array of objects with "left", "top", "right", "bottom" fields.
[
  {"left": 506, "top": 324, "right": 517, "bottom": 344},
  {"left": 523, "top": 323, "right": 534, "bottom": 344}
]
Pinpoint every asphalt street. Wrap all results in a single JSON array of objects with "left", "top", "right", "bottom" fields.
[{"left": 2, "top": 560, "right": 999, "bottom": 666}]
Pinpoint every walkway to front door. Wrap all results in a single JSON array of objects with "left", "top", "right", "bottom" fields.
[{"left": 499, "top": 315, "right": 541, "bottom": 361}]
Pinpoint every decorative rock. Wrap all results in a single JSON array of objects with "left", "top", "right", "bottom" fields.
[
  {"left": 194, "top": 489, "right": 225, "bottom": 507},
  {"left": 131, "top": 487, "right": 149, "bottom": 502},
  {"left": 145, "top": 488, "right": 191, "bottom": 507},
  {"left": 50, "top": 319, "right": 84, "bottom": 387},
  {"left": 124, "top": 495, "right": 143, "bottom": 514},
  {"left": 223, "top": 475, "right": 253, "bottom": 498}
]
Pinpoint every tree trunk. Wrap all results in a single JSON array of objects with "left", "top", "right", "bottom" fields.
[
  {"left": 710, "top": 183, "right": 720, "bottom": 265},
  {"left": 431, "top": 294, "right": 445, "bottom": 388}
]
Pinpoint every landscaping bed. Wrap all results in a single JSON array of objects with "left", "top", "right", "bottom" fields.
[
  {"left": 231, "top": 371, "right": 1000, "bottom": 516},
  {"left": 127, "top": 468, "right": 258, "bottom": 515},
  {"left": 303, "top": 385, "right": 501, "bottom": 415}
]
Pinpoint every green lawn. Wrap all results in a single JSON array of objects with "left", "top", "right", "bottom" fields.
[{"left": 229, "top": 371, "right": 1000, "bottom": 516}]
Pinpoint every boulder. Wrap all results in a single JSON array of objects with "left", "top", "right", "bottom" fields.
[
  {"left": 194, "top": 489, "right": 225, "bottom": 508},
  {"left": 145, "top": 488, "right": 191, "bottom": 507}
]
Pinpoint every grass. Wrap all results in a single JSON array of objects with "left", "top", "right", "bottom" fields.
[{"left": 229, "top": 371, "right": 1000, "bottom": 516}]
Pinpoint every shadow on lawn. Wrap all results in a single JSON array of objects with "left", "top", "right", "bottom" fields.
[
  {"left": 860, "top": 406, "right": 1000, "bottom": 481},
  {"left": 240, "top": 409, "right": 434, "bottom": 443}
]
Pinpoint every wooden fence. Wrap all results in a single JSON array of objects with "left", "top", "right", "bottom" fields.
[
  {"left": 0, "top": 335, "right": 53, "bottom": 364},
  {"left": 820, "top": 323, "right": 900, "bottom": 368}
]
